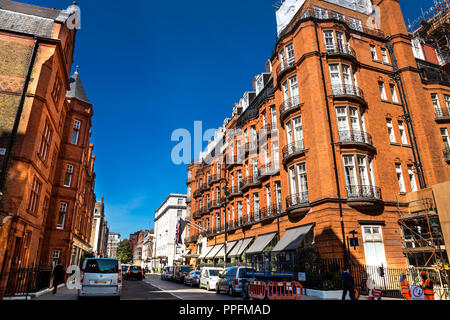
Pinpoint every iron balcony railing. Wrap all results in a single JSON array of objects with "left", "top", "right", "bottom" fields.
[
  {"left": 286, "top": 192, "right": 310, "bottom": 209},
  {"left": 331, "top": 84, "right": 365, "bottom": 100},
  {"left": 435, "top": 109, "right": 450, "bottom": 119},
  {"left": 346, "top": 185, "right": 382, "bottom": 200},
  {"left": 193, "top": 190, "right": 202, "bottom": 198},
  {"left": 259, "top": 203, "right": 283, "bottom": 220},
  {"left": 210, "top": 173, "right": 222, "bottom": 184},
  {"left": 193, "top": 210, "right": 202, "bottom": 220},
  {"left": 326, "top": 45, "right": 356, "bottom": 58},
  {"left": 279, "top": 95, "right": 302, "bottom": 119},
  {"left": 338, "top": 130, "right": 374, "bottom": 146},
  {"left": 276, "top": 57, "right": 296, "bottom": 78},
  {"left": 227, "top": 185, "right": 243, "bottom": 198},
  {"left": 282, "top": 140, "right": 306, "bottom": 162},
  {"left": 260, "top": 161, "right": 280, "bottom": 177},
  {"left": 241, "top": 173, "right": 261, "bottom": 191},
  {"left": 444, "top": 149, "right": 450, "bottom": 162}
]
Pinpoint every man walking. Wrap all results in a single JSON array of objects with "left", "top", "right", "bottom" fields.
[
  {"left": 342, "top": 267, "right": 355, "bottom": 300},
  {"left": 52, "top": 261, "right": 65, "bottom": 294}
]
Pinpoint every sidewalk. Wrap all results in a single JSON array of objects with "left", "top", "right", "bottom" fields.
[{"left": 34, "top": 285, "right": 77, "bottom": 300}]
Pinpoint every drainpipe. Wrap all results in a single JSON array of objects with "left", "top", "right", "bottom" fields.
[
  {"left": 386, "top": 43, "right": 427, "bottom": 189},
  {"left": 0, "top": 38, "right": 39, "bottom": 193},
  {"left": 313, "top": 21, "right": 348, "bottom": 263}
]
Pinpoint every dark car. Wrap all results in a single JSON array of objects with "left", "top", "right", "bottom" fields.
[
  {"left": 184, "top": 270, "right": 201, "bottom": 287},
  {"left": 174, "top": 266, "right": 192, "bottom": 283},
  {"left": 126, "top": 265, "right": 145, "bottom": 281},
  {"left": 216, "top": 266, "right": 255, "bottom": 297}
]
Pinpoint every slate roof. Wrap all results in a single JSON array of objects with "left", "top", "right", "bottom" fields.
[
  {"left": 0, "top": 0, "right": 74, "bottom": 38},
  {"left": 66, "top": 67, "right": 90, "bottom": 104}
]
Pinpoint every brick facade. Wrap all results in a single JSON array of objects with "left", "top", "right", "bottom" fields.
[{"left": 185, "top": 0, "right": 450, "bottom": 269}]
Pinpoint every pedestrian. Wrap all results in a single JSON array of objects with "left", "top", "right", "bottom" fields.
[
  {"left": 342, "top": 267, "right": 355, "bottom": 300},
  {"left": 366, "top": 276, "right": 375, "bottom": 300},
  {"left": 400, "top": 274, "right": 411, "bottom": 300},
  {"left": 52, "top": 260, "right": 65, "bottom": 294},
  {"left": 420, "top": 271, "right": 435, "bottom": 300}
]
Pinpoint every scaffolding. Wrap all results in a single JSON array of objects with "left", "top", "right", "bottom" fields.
[{"left": 408, "top": 0, "right": 450, "bottom": 69}]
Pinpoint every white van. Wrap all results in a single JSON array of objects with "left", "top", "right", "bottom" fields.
[
  {"left": 78, "top": 258, "right": 122, "bottom": 299},
  {"left": 200, "top": 267, "right": 223, "bottom": 291}
]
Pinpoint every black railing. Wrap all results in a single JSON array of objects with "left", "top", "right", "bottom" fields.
[
  {"left": 279, "top": 96, "right": 302, "bottom": 119},
  {"left": 444, "top": 149, "right": 450, "bottom": 162},
  {"left": 242, "top": 173, "right": 260, "bottom": 191},
  {"left": 346, "top": 185, "right": 381, "bottom": 200},
  {"left": 326, "top": 45, "right": 356, "bottom": 58},
  {"left": 259, "top": 203, "right": 283, "bottom": 220},
  {"left": 282, "top": 140, "right": 306, "bottom": 161},
  {"left": 331, "top": 84, "right": 365, "bottom": 100},
  {"left": 286, "top": 192, "right": 310, "bottom": 209},
  {"left": 260, "top": 162, "right": 280, "bottom": 177},
  {"left": 3, "top": 268, "right": 53, "bottom": 297},
  {"left": 338, "top": 130, "right": 373, "bottom": 146},
  {"left": 276, "top": 57, "right": 296, "bottom": 78}
]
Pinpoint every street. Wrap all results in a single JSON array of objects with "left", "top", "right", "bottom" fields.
[{"left": 36, "top": 274, "right": 243, "bottom": 301}]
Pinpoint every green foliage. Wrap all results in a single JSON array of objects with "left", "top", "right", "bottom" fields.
[
  {"left": 117, "top": 238, "right": 133, "bottom": 264},
  {"left": 79, "top": 251, "right": 95, "bottom": 267}
]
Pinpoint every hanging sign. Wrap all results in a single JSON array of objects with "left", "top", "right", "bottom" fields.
[{"left": 0, "top": 148, "right": 6, "bottom": 156}]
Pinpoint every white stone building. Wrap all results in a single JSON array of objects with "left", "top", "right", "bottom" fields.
[
  {"left": 152, "top": 194, "right": 187, "bottom": 269},
  {"left": 107, "top": 232, "right": 121, "bottom": 259},
  {"left": 90, "top": 196, "right": 109, "bottom": 257}
]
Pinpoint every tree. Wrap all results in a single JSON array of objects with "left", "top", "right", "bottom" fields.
[{"left": 117, "top": 238, "right": 133, "bottom": 264}]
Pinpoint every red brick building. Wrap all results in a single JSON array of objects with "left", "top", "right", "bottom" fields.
[
  {"left": 185, "top": 0, "right": 450, "bottom": 270},
  {"left": 0, "top": 1, "right": 96, "bottom": 296}
]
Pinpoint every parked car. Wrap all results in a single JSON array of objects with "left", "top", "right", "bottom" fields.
[
  {"left": 200, "top": 267, "right": 223, "bottom": 291},
  {"left": 174, "top": 265, "right": 192, "bottom": 283},
  {"left": 215, "top": 266, "right": 255, "bottom": 297},
  {"left": 161, "top": 266, "right": 170, "bottom": 280},
  {"left": 121, "top": 264, "right": 130, "bottom": 279},
  {"left": 126, "top": 265, "right": 145, "bottom": 281},
  {"left": 166, "top": 266, "right": 176, "bottom": 281},
  {"left": 184, "top": 270, "right": 201, "bottom": 287},
  {"left": 78, "top": 258, "right": 122, "bottom": 299}
]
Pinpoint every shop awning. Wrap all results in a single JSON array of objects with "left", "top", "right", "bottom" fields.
[
  {"left": 228, "top": 238, "right": 254, "bottom": 258},
  {"left": 215, "top": 241, "right": 237, "bottom": 258},
  {"left": 272, "top": 224, "right": 314, "bottom": 253},
  {"left": 246, "top": 232, "right": 277, "bottom": 255},
  {"left": 198, "top": 246, "right": 213, "bottom": 260},
  {"left": 205, "top": 244, "right": 224, "bottom": 260}
]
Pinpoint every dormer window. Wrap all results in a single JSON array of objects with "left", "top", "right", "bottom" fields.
[
  {"left": 256, "top": 75, "right": 264, "bottom": 95},
  {"left": 349, "top": 17, "right": 363, "bottom": 32},
  {"left": 314, "top": 7, "right": 328, "bottom": 19}
]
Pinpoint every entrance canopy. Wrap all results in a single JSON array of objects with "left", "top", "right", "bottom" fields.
[
  {"left": 215, "top": 241, "right": 237, "bottom": 259},
  {"left": 198, "top": 246, "right": 213, "bottom": 260},
  {"left": 246, "top": 233, "right": 277, "bottom": 255},
  {"left": 272, "top": 224, "right": 314, "bottom": 253},
  {"left": 228, "top": 238, "right": 254, "bottom": 258},
  {"left": 205, "top": 244, "right": 224, "bottom": 260}
]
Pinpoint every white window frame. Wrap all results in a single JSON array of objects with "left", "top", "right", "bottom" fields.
[
  {"left": 396, "top": 164, "right": 406, "bottom": 193},
  {"left": 361, "top": 225, "right": 387, "bottom": 268},
  {"left": 370, "top": 45, "right": 378, "bottom": 60},
  {"left": 408, "top": 165, "right": 418, "bottom": 192},
  {"left": 379, "top": 82, "right": 387, "bottom": 100},
  {"left": 398, "top": 120, "right": 408, "bottom": 145},
  {"left": 386, "top": 119, "right": 396, "bottom": 143},
  {"left": 64, "top": 164, "right": 74, "bottom": 187}
]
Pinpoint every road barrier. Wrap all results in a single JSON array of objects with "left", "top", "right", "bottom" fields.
[
  {"left": 248, "top": 281, "right": 267, "bottom": 300},
  {"left": 267, "top": 282, "right": 302, "bottom": 300}
]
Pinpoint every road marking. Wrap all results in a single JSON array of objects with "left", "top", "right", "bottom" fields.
[{"left": 143, "top": 279, "right": 185, "bottom": 300}]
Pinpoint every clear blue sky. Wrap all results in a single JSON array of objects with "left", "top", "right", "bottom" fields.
[{"left": 20, "top": 0, "right": 432, "bottom": 239}]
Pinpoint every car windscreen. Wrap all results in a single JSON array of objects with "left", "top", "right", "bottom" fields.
[
  {"left": 209, "top": 269, "right": 219, "bottom": 277},
  {"left": 85, "top": 259, "right": 119, "bottom": 274},
  {"left": 238, "top": 268, "right": 254, "bottom": 278},
  {"left": 131, "top": 266, "right": 141, "bottom": 271},
  {"left": 121, "top": 266, "right": 128, "bottom": 271}
]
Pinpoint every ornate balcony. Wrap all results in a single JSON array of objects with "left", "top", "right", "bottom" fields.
[
  {"left": 259, "top": 162, "right": 280, "bottom": 179},
  {"left": 227, "top": 185, "right": 243, "bottom": 199},
  {"left": 286, "top": 193, "right": 311, "bottom": 216},
  {"left": 444, "top": 149, "right": 450, "bottom": 162},
  {"left": 210, "top": 199, "right": 221, "bottom": 210},
  {"left": 210, "top": 173, "right": 222, "bottom": 184},
  {"left": 276, "top": 57, "right": 296, "bottom": 80},
  {"left": 346, "top": 185, "right": 382, "bottom": 209},
  {"left": 193, "top": 190, "right": 202, "bottom": 199},
  {"left": 282, "top": 140, "right": 306, "bottom": 165},
  {"left": 326, "top": 45, "right": 357, "bottom": 63},
  {"left": 260, "top": 124, "right": 278, "bottom": 138},
  {"left": 435, "top": 109, "right": 450, "bottom": 123},
  {"left": 337, "top": 130, "right": 375, "bottom": 152},
  {"left": 279, "top": 96, "right": 303, "bottom": 122},
  {"left": 193, "top": 210, "right": 202, "bottom": 220},
  {"left": 241, "top": 173, "right": 261, "bottom": 192},
  {"left": 245, "top": 142, "right": 258, "bottom": 155},
  {"left": 331, "top": 84, "right": 365, "bottom": 104},
  {"left": 259, "top": 203, "right": 283, "bottom": 221}
]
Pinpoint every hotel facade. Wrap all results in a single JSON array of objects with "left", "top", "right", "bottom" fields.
[{"left": 185, "top": 0, "right": 450, "bottom": 269}]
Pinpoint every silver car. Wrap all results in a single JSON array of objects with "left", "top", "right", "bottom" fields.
[{"left": 78, "top": 258, "right": 122, "bottom": 299}]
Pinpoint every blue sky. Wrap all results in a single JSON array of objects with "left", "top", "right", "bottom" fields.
[{"left": 21, "top": 0, "right": 432, "bottom": 239}]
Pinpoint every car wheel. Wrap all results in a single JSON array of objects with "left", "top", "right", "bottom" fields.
[
  {"left": 228, "top": 286, "right": 234, "bottom": 297},
  {"left": 216, "top": 285, "right": 220, "bottom": 294}
]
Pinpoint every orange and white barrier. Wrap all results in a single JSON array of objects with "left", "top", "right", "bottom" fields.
[
  {"left": 248, "top": 281, "right": 267, "bottom": 300},
  {"left": 266, "top": 282, "right": 303, "bottom": 300}
]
